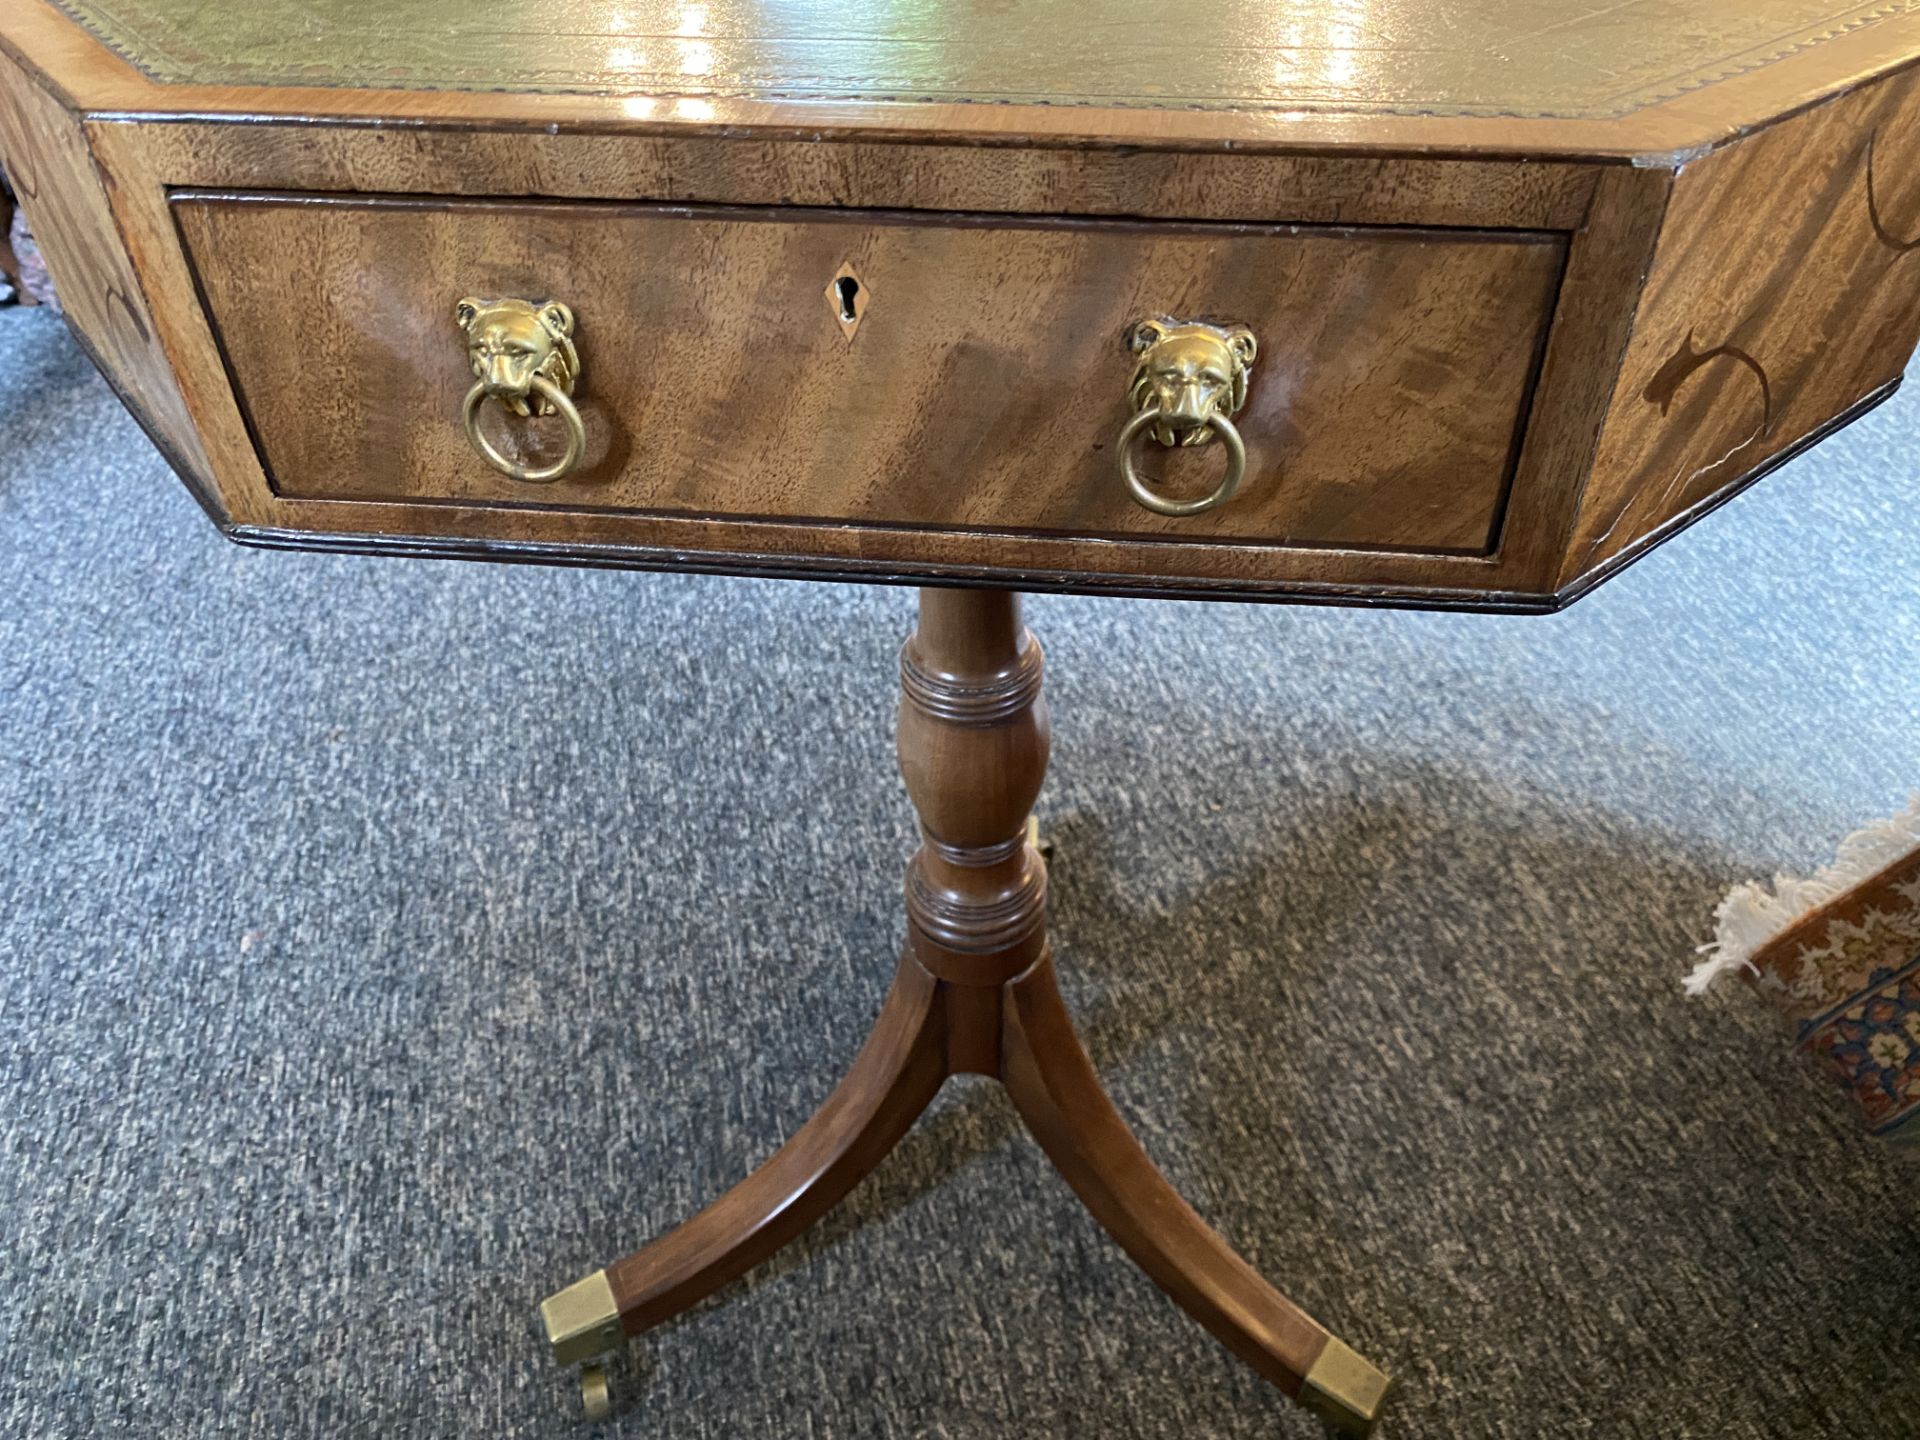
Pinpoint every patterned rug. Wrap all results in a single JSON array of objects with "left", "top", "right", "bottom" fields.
[{"left": 1692, "top": 798, "right": 1920, "bottom": 1145}]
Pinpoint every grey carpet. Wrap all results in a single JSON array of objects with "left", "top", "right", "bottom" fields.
[{"left": 1, "top": 302, "right": 1915, "bottom": 1440}]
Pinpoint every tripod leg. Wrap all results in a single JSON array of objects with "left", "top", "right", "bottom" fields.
[
  {"left": 541, "top": 952, "right": 948, "bottom": 1367},
  {"left": 1001, "top": 956, "right": 1390, "bottom": 1438}
]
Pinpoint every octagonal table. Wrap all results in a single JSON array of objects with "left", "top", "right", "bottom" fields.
[{"left": 3, "top": 2, "right": 1917, "bottom": 1431}]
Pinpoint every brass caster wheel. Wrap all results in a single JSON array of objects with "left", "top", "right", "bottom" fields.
[
  {"left": 543, "top": 1269, "right": 624, "bottom": 1420},
  {"left": 580, "top": 1362, "right": 611, "bottom": 1422}
]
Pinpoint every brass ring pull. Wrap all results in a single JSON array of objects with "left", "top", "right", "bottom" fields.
[
  {"left": 454, "top": 295, "right": 585, "bottom": 485},
  {"left": 460, "top": 375, "right": 584, "bottom": 484},
  {"left": 1117, "top": 406, "right": 1246, "bottom": 517},
  {"left": 1116, "top": 317, "right": 1259, "bottom": 519}
]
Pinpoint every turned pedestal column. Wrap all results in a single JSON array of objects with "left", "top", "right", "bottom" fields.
[
  {"left": 540, "top": 588, "right": 1389, "bottom": 1436},
  {"left": 897, "top": 587, "right": 1050, "bottom": 1074}
]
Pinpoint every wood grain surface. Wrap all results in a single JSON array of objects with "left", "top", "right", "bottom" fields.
[
  {"left": 1563, "top": 59, "right": 1920, "bottom": 585},
  {"left": 0, "top": 38, "right": 219, "bottom": 513},
  {"left": 174, "top": 193, "right": 1564, "bottom": 556},
  {"left": 90, "top": 114, "right": 1645, "bottom": 607},
  {"left": 4, "top": 0, "right": 1919, "bottom": 607},
  {"left": 125, "top": 122, "right": 1604, "bottom": 233}
]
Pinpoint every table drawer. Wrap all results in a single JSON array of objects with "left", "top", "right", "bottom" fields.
[{"left": 175, "top": 193, "right": 1564, "bottom": 557}]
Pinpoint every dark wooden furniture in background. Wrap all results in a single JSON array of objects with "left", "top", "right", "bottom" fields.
[{"left": 4, "top": 1, "right": 1920, "bottom": 1432}]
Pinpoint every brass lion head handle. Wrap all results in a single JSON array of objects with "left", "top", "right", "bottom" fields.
[
  {"left": 1117, "top": 317, "right": 1259, "bottom": 517},
  {"left": 455, "top": 296, "right": 585, "bottom": 484}
]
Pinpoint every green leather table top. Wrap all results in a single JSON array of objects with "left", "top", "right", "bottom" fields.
[{"left": 52, "top": 0, "right": 1920, "bottom": 117}]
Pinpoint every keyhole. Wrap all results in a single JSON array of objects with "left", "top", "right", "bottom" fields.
[
  {"left": 834, "top": 274, "right": 861, "bottom": 323},
  {"left": 825, "top": 263, "right": 868, "bottom": 338}
]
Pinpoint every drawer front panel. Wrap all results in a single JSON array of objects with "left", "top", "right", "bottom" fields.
[{"left": 175, "top": 194, "right": 1564, "bottom": 556}]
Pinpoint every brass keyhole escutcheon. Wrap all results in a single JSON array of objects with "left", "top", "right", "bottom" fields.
[
  {"left": 454, "top": 295, "right": 586, "bottom": 484},
  {"left": 1116, "top": 316, "right": 1259, "bottom": 517}
]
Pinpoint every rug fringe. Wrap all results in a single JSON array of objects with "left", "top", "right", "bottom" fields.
[{"left": 1686, "top": 794, "right": 1920, "bottom": 995}]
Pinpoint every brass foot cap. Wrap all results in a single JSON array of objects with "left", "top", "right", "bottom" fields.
[
  {"left": 540, "top": 1270, "right": 623, "bottom": 1367},
  {"left": 1298, "top": 1337, "right": 1392, "bottom": 1438}
]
